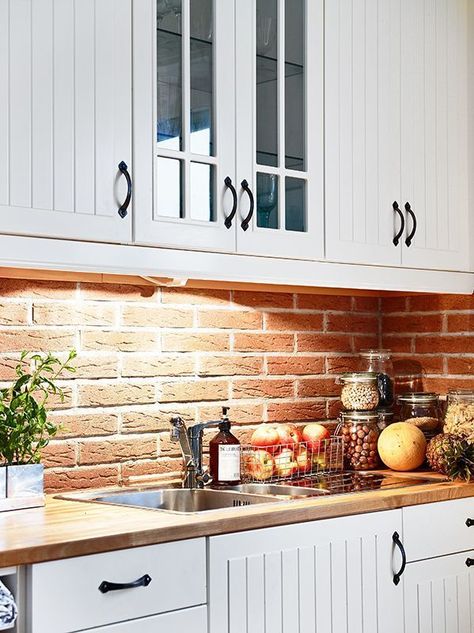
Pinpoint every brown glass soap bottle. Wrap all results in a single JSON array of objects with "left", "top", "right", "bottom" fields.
[{"left": 209, "top": 407, "right": 241, "bottom": 485}]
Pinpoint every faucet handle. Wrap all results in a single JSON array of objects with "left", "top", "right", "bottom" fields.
[{"left": 170, "top": 416, "right": 184, "bottom": 441}]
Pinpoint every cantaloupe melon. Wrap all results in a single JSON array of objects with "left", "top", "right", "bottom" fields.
[{"left": 378, "top": 423, "right": 426, "bottom": 471}]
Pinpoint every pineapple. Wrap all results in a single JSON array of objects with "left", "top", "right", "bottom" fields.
[{"left": 426, "top": 433, "right": 474, "bottom": 481}]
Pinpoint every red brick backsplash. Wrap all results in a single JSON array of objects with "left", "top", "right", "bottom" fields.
[
  {"left": 381, "top": 295, "right": 474, "bottom": 395},
  {"left": 0, "top": 279, "right": 471, "bottom": 492}
]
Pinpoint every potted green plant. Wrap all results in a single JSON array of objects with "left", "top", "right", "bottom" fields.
[{"left": 0, "top": 350, "right": 76, "bottom": 510}]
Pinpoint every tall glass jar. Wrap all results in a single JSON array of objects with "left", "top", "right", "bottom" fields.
[
  {"left": 398, "top": 393, "right": 442, "bottom": 437},
  {"left": 359, "top": 349, "right": 395, "bottom": 407},
  {"left": 339, "top": 372, "right": 379, "bottom": 411},
  {"left": 444, "top": 390, "right": 474, "bottom": 441},
  {"left": 338, "top": 412, "right": 380, "bottom": 470}
]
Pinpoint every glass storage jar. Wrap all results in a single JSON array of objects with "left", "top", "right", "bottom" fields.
[
  {"left": 398, "top": 393, "right": 442, "bottom": 437},
  {"left": 339, "top": 373, "right": 379, "bottom": 411},
  {"left": 377, "top": 408, "right": 394, "bottom": 431},
  {"left": 444, "top": 390, "right": 474, "bottom": 441},
  {"left": 359, "top": 349, "right": 395, "bottom": 406},
  {"left": 338, "top": 412, "right": 380, "bottom": 470}
]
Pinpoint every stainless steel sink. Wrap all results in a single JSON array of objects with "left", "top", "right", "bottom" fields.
[
  {"left": 60, "top": 487, "right": 280, "bottom": 514},
  {"left": 226, "top": 483, "right": 330, "bottom": 498}
]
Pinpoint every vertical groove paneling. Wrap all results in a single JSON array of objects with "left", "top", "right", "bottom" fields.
[
  {"left": 332, "top": 540, "right": 348, "bottom": 632},
  {"left": 365, "top": 0, "right": 378, "bottom": 247},
  {"left": 246, "top": 555, "right": 264, "bottom": 633},
  {"left": 361, "top": 536, "right": 378, "bottom": 633},
  {"left": 351, "top": 0, "right": 366, "bottom": 245},
  {"left": 315, "top": 543, "right": 332, "bottom": 632},
  {"left": 53, "top": 0, "right": 75, "bottom": 212},
  {"left": 423, "top": 0, "right": 437, "bottom": 251},
  {"left": 0, "top": 0, "right": 10, "bottom": 205},
  {"left": 228, "top": 558, "right": 247, "bottom": 633},
  {"left": 298, "top": 546, "right": 316, "bottom": 633},
  {"left": 74, "top": 0, "right": 96, "bottom": 215},
  {"left": 346, "top": 537, "right": 363, "bottom": 633},
  {"left": 281, "top": 548, "right": 299, "bottom": 633},
  {"left": 9, "top": 0, "right": 32, "bottom": 207},
  {"left": 435, "top": 0, "right": 449, "bottom": 252},
  {"left": 338, "top": 0, "right": 353, "bottom": 243},
  {"left": 31, "top": 0, "right": 54, "bottom": 210},
  {"left": 264, "top": 551, "right": 282, "bottom": 633}
]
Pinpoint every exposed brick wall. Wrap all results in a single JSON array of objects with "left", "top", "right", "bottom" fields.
[
  {"left": 0, "top": 279, "right": 381, "bottom": 491},
  {"left": 0, "top": 279, "right": 471, "bottom": 493},
  {"left": 381, "top": 295, "right": 474, "bottom": 395}
]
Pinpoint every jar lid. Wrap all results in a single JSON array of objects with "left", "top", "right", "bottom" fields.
[
  {"left": 448, "top": 389, "right": 474, "bottom": 401},
  {"left": 340, "top": 372, "right": 378, "bottom": 383},
  {"left": 359, "top": 349, "right": 392, "bottom": 359},
  {"left": 341, "top": 411, "right": 380, "bottom": 422},
  {"left": 378, "top": 409, "right": 394, "bottom": 418},
  {"left": 398, "top": 392, "right": 439, "bottom": 404}
]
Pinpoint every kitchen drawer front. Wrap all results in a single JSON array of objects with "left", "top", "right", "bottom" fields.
[
  {"left": 403, "top": 498, "right": 474, "bottom": 561},
  {"left": 28, "top": 538, "right": 206, "bottom": 633},
  {"left": 83, "top": 606, "right": 207, "bottom": 633}
]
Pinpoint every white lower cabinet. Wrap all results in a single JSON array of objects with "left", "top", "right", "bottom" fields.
[
  {"left": 84, "top": 606, "right": 208, "bottom": 633},
  {"left": 27, "top": 538, "right": 206, "bottom": 633},
  {"left": 404, "top": 551, "right": 474, "bottom": 633},
  {"left": 208, "top": 509, "right": 404, "bottom": 633}
]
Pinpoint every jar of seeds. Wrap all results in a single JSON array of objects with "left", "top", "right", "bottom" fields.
[
  {"left": 339, "top": 373, "right": 379, "bottom": 411},
  {"left": 337, "top": 412, "right": 380, "bottom": 470}
]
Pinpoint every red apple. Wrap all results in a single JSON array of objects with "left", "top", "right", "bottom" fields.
[
  {"left": 250, "top": 423, "right": 280, "bottom": 453},
  {"left": 302, "top": 423, "right": 331, "bottom": 452},
  {"left": 274, "top": 423, "right": 302, "bottom": 449},
  {"left": 274, "top": 448, "right": 298, "bottom": 478},
  {"left": 244, "top": 449, "right": 274, "bottom": 481},
  {"left": 294, "top": 444, "right": 312, "bottom": 474}
]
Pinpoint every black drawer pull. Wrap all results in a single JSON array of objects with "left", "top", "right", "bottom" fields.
[
  {"left": 392, "top": 531, "right": 406, "bottom": 586},
  {"left": 99, "top": 573, "right": 152, "bottom": 594},
  {"left": 240, "top": 179, "right": 255, "bottom": 231},
  {"left": 118, "top": 161, "right": 132, "bottom": 218},
  {"left": 466, "top": 518, "right": 474, "bottom": 527},
  {"left": 392, "top": 201, "right": 405, "bottom": 246},
  {"left": 404, "top": 202, "right": 417, "bottom": 247},
  {"left": 466, "top": 558, "right": 474, "bottom": 568},
  {"left": 224, "top": 177, "right": 238, "bottom": 229}
]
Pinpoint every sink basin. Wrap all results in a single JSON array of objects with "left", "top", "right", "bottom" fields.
[
  {"left": 66, "top": 487, "right": 280, "bottom": 514},
  {"left": 226, "top": 483, "right": 329, "bottom": 498}
]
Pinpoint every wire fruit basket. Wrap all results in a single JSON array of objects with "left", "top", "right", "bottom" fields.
[{"left": 241, "top": 435, "right": 344, "bottom": 484}]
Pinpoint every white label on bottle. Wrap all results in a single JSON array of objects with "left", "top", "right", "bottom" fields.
[{"left": 218, "top": 445, "right": 241, "bottom": 482}]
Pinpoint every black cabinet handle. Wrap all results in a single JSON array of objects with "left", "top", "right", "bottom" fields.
[
  {"left": 98, "top": 574, "right": 152, "bottom": 594},
  {"left": 466, "top": 558, "right": 474, "bottom": 568},
  {"left": 467, "top": 519, "right": 474, "bottom": 527},
  {"left": 404, "top": 202, "right": 417, "bottom": 247},
  {"left": 392, "top": 531, "right": 406, "bottom": 586},
  {"left": 392, "top": 201, "right": 405, "bottom": 246},
  {"left": 118, "top": 161, "right": 132, "bottom": 218},
  {"left": 240, "top": 179, "right": 255, "bottom": 231},
  {"left": 224, "top": 177, "right": 238, "bottom": 229}
]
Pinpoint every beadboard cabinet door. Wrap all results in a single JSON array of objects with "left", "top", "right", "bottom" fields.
[
  {"left": 325, "top": 0, "right": 403, "bottom": 267},
  {"left": 0, "top": 0, "right": 132, "bottom": 244},
  {"left": 404, "top": 551, "right": 474, "bottom": 633},
  {"left": 209, "top": 509, "right": 404, "bottom": 633},
  {"left": 400, "top": 0, "right": 470, "bottom": 272}
]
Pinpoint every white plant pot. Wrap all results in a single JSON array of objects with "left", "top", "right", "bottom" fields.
[
  {"left": 0, "top": 464, "right": 45, "bottom": 511},
  {"left": 0, "top": 466, "right": 6, "bottom": 499}
]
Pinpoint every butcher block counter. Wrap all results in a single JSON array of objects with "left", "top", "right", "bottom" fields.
[{"left": 1, "top": 472, "right": 474, "bottom": 567}]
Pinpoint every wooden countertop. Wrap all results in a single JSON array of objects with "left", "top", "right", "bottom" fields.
[{"left": 1, "top": 473, "right": 473, "bottom": 567}]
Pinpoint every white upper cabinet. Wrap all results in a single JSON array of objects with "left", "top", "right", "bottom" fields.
[
  {"left": 0, "top": 0, "right": 133, "bottom": 244},
  {"left": 325, "top": 0, "right": 403, "bottom": 267},
  {"left": 234, "top": 0, "right": 324, "bottom": 260},
  {"left": 400, "top": 0, "right": 470, "bottom": 272},
  {"left": 325, "top": 0, "right": 471, "bottom": 272},
  {"left": 133, "top": 0, "right": 237, "bottom": 253}
]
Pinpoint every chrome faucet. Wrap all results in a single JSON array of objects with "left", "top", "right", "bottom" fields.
[{"left": 170, "top": 409, "right": 228, "bottom": 489}]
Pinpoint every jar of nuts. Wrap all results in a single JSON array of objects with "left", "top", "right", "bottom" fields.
[
  {"left": 339, "top": 373, "right": 379, "bottom": 411},
  {"left": 337, "top": 412, "right": 380, "bottom": 470}
]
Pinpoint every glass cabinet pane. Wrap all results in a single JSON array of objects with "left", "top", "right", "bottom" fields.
[
  {"left": 257, "top": 173, "right": 279, "bottom": 228},
  {"left": 190, "top": 0, "right": 214, "bottom": 156},
  {"left": 256, "top": 0, "right": 278, "bottom": 167},
  {"left": 156, "top": 157, "right": 183, "bottom": 218},
  {"left": 285, "top": 0, "right": 305, "bottom": 170},
  {"left": 285, "top": 177, "right": 306, "bottom": 231},
  {"left": 190, "top": 162, "right": 215, "bottom": 221},
  {"left": 157, "top": 1, "right": 183, "bottom": 150}
]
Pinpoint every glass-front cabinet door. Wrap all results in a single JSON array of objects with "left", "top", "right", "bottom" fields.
[
  {"left": 133, "top": 0, "right": 236, "bottom": 251},
  {"left": 235, "top": 0, "right": 324, "bottom": 259}
]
